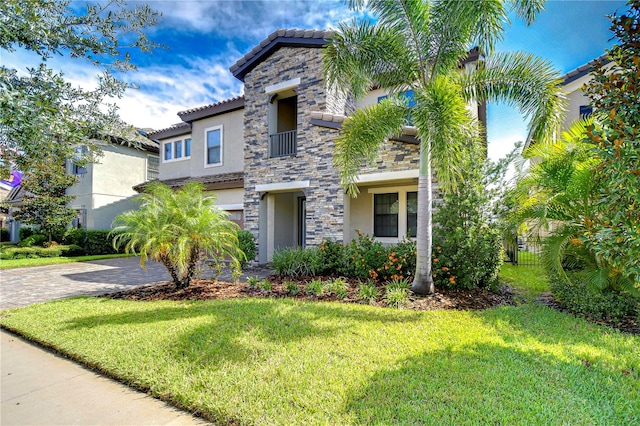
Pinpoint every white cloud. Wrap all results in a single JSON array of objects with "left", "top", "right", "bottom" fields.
[{"left": 147, "top": 0, "right": 357, "bottom": 38}]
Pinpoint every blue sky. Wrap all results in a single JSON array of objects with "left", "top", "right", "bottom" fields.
[{"left": 3, "top": 0, "right": 628, "bottom": 160}]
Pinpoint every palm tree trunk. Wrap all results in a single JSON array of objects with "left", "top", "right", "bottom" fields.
[{"left": 412, "top": 138, "right": 435, "bottom": 295}]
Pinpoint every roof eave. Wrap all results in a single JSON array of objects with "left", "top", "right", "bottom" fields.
[{"left": 230, "top": 36, "right": 329, "bottom": 82}]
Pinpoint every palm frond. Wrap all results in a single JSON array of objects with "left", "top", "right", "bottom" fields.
[
  {"left": 459, "top": 51, "right": 565, "bottom": 145},
  {"left": 412, "top": 74, "right": 481, "bottom": 192},
  {"left": 324, "top": 20, "right": 417, "bottom": 98},
  {"left": 333, "top": 98, "right": 409, "bottom": 195}
]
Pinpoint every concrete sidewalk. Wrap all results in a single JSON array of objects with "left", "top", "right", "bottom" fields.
[{"left": 1, "top": 329, "right": 209, "bottom": 425}]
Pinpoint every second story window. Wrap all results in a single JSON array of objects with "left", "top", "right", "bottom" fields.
[
  {"left": 163, "top": 138, "right": 191, "bottom": 163},
  {"left": 205, "top": 126, "right": 222, "bottom": 167},
  {"left": 72, "top": 146, "right": 88, "bottom": 175},
  {"left": 580, "top": 105, "right": 593, "bottom": 117}
]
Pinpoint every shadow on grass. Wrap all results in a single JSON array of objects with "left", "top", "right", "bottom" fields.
[
  {"left": 346, "top": 338, "right": 639, "bottom": 425},
  {"left": 64, "top": 297, "right": 424, "bottom": 367}
]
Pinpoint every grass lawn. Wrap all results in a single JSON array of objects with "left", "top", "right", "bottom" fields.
[
  {"left": 1, "top": 267, "right": 638, "bottom": 425},
  {"left": 0, "top": 254, "right": 130, "bottom": 270},
  {"left": 499, "top": 263, "right": 549, "bottom": 301}
]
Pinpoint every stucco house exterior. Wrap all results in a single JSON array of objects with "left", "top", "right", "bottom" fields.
[
  {"left": 3, "top": 132, "right": 159, "bottom": 241},
  {"left": 148, "top": 29, "right": 486, "bottom": 263}
]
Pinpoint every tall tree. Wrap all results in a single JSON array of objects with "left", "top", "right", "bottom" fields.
[
  {"left": 324, "top": 0, "right": 565, "bottom": 294},
  {"left": 583, "top": 0, "right": 640, "bottom": 286},
  {"left": 0, "top": 0, "right": 161, "bottom": 175},
  {"left": 12, "top": 159, "right": 78, "bottom": 242},
  {"left": 112, "top": 183, "right": 245, "bottom": 289}
]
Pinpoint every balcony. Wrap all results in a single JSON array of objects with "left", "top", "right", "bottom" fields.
[{"left": 269, "top": 130, "right": 297, "bottom": 158}]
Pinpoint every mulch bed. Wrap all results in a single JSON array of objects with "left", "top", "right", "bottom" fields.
[
  {"left": 104, "top": 275, "right": 518, "bottom": 311},
  {"left": 103, "top": 277, "right": 638, "bottom": 335}
]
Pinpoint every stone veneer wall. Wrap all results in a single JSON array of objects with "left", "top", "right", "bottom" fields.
[
  {"left": 243, "top": 46, "right": 423, "bottom": 256},
  {"left": 360, "top": 140, "right": 420, "bottom": 174},
  {"left": 243, "top": 46, "right": 345, "bottom": 250}
]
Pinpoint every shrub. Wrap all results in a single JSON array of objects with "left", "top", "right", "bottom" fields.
[
  {"left": 18, "top": 233, "right": 47, "bottom": 247},
  {"left": 19, "top": 227, "right": 35, "bottom": 241},
  {"left": 357, "top": 280, "right": 379, "bottom": 304},
  {"left": 238, "top": 230, "right": 256, "bottom": 266},
  {"left": 317, "top": 239, "right": 348, "bottom": 275},
  {"left": 284, "top": 280, "right": 300, "bottom": 295},
  {"left": 305, "top": 278, "right": 324, "bottom": 296},
  {"left": 325, "top": 278, "right": 348, "bottom": 299},
  {"left": 60, "top": 244, "right": 85, "bottom": 257},
  {"left": 0, "top": 246, "right": 65, "bottom": 259},
  {"left": 63, "top": 229, "right": 122, "bottom": 255},
  {"left": 247, "top": 276, "right": 260, "bottom": 287},
  {"left": 346, "top": 231, "right": 388, "bottom": 280},
  {"left": 432, "top": 226, "right": 503, "bottom": 290},
  {"left": 259, "top": 280, "right": 272, "bottom": 292},
  {"left": 0, "top": 228, "right": 9, "bottom": 242},
  {"left": 550, "top": 273, "right": 639, "bottom": 323},
  {"left": 39, "top": 246, "right": 62, "bottom": 257},
  {"left": 271, "top": 247, "right": 322, "bottom": 277}
]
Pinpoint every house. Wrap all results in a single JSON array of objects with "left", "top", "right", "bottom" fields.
[
  {"left": 3, "top": 130, "right": 159, "bottom": 242},
  {"left": 148, "top": 29, "right": 485, "bottom": 264}
]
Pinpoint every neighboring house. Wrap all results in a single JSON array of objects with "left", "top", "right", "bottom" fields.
[
  {"left": 149, "top": 29, "right": 485, "bottom": 263},
  {"left": 525, "top": 54, "right": 610, "bottom": 151},
  {"left": 3, "top": 130, "right": 159, "bottom": 241}
]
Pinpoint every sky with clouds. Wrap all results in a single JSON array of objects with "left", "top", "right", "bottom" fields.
[{"left": 3, "top": 0, "right": 629, "bottom": 161}]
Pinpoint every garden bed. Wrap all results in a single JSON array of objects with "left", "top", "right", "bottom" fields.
[{"left": 103, "top": 276, "right": 518, "bottom": 311}]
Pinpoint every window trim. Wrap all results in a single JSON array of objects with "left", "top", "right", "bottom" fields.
[
  {"left": 162, "top": 138, "right": 191, "bottom": 163},
  {"left": 204, "top": 125, "right": 223, "bottom": 168},
  {"left": 368, "top": 185, "right": 418, "bottom": 243}
]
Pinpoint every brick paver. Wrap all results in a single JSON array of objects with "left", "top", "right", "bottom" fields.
[{"left": 0, "top": 257, "right": 170, "bottom": 309}]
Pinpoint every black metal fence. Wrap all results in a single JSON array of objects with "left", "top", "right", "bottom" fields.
[{"left": 503, "top": 235, "right": 544, "bottom": 267}]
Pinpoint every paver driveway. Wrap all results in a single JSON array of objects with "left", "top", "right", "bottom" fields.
[{"left": 0, "top": 257, "right": 170, "bottom": 309}]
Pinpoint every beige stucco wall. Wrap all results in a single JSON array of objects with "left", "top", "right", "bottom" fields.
[
  {"left": 67, "top": 142, "right": 156, "bottom": 230},
  {"left": 159, "top": 109, "right": 244, "bottom": 181},
  {"left": 207, "top": 188, "right": 244, "bottom": 208},
  {"left": 158, "top": 132, "right": 191, "bottom": 180}
]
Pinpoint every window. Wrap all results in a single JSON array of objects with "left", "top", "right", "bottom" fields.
[
  {"left": 368, "top": 187, "right": 418, "bottom": 241},
  {"left": 162, "top": 139, "right": 191, "bottom": 163},
  {"left": 72, "top": 146, "right": 88, "bottom": 175},
  {"left": 205, "top": 126, "right": 222, "bottom": 166},
  {"left": 374, "top": 193, "right": 399, "bottom": 237},
  {"left": 407, "top": 192, "right": 417, "bottom": 238},
  {"left": 147, "top": 155, "right": 159, "bottom": 181},
  {"left": 580, "top": 105, "right": 593, "bottom": 117},
  {"left": 378, "top": 90, "right": 416, "bottom": 125}
]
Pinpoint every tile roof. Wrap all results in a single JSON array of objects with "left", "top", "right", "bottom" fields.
[
  {"left": 230, "top": 29, "right": 334, "bottom": 81},
  {"left": 133, "top": 171, "right": 244, "bottom": 193},
  {"left": 561, "top": 54, "right": 611, "bottom": 86},
  {"left": 177, "top": 96, "right": 245, "bottom": 122},
  {"left": 146, "top": 122, "right": 191, "bottom": 140}
]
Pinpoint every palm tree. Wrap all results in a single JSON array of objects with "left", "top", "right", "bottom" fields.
[
  {"left": 324, "top": 0, "right": 565, "bottom": 294},
  {"left": 111, "top": 182, "right": 244, "bottom": 289},
  {"left": 515, "top": 118, "right": 636, "bottom": 294}
]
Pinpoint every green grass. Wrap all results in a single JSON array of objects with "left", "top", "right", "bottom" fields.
[
  {"left": 0, "top": 254, "right": 130, "bottom": 270},
  {"left": 499, "top": 263, "right": 549, "bottom": 301},
  {"left": 1, "top": 294, "right": 638, "bottom": 424}
]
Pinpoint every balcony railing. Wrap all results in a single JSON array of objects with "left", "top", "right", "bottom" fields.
[{"left": 269, "top": 130, "right": 297, "bottom": 158}]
